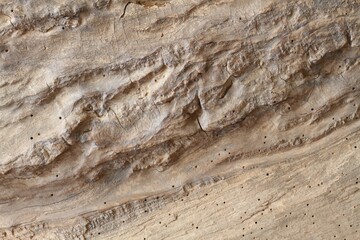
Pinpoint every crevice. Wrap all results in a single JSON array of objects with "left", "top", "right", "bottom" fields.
[
  {"left": 109, "top": 107, "right": 126, "bottom": 130},
  {"left": 120, "top": 2, "right": 131, "bottom": 19},
  {"left": 196, "top": 117, "right": 206, "bottom": 134}
]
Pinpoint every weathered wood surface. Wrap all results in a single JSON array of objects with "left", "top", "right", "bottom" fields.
[{"left": 0, "top": 0, "right": 359, "bottom": 239}]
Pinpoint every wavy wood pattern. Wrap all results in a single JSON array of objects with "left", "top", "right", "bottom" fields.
[{"left": 0, "top": 0, "right": 359, "bottom": 239}]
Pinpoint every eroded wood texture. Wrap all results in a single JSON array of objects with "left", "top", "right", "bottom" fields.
[{"left": 0, "top": 0, "right": 359, "bottom": 239}]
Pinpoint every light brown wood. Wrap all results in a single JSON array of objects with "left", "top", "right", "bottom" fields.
[{"left": 0, "top": 0, "right": 359, "bottom": 239}]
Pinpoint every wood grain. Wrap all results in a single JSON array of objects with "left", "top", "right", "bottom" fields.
[{"left": 0, "top": 0, "right": 359, "bottom": 239}]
